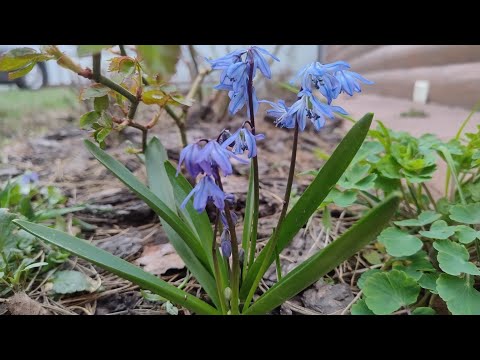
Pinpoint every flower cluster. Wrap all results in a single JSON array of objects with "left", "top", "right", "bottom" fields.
[
  {"left": 177, "top": 126, "right": 264, "bottom": 215},
  {"left": 264, "top": 61, "right": 373, "bottom": 131},
  {"left": 206, "top": 46, "right": 279, "bottom": 115}
]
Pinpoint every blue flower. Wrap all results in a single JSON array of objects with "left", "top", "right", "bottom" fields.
[
  {"left": 264, "top": 90, "right": 347, "bottom": 132},
  {"left": 199, "top": 140, "right": 249, "bottom": 176},
  {"left": 220, "top": 209, "right": 238, "bottom": 228},
  {"left": 226, "top": 61, "right": 249, "bottom": 92},
  {"left": 290, "top": 60, "right": 373, "bottom": 104},
  {"left": 205, "top": 49, "right": 246, "bottom": 70},
  {"left": 222, "top": 127, "right": 265, "bottom": 158},
  {"left": 177, "top": 139, "right": 249, "bottom": 179},
  {"left": 261, "top": 100, "right": 295, "bottom": 129},
  {"left": 220, "top": 229, "right": 232, "bottom": 257},
  {"left": 207, "top": 46, "right": 279, "bottom": 116},
  {"left": 20, "top": 171, "right": 39, "bottom": 185},
  {"left": 176, "top": 143, "right": 205, "bottom": 178},
  {"left": 335, "top": 70, "right": 374, "bottom": 96},
  {"left": 181, "top": 175, "right": 226, "bottom": 213},
  {"left": 227, "top": 85, "right": 259, "bottom": 115},
  {"left": 248, "top": 46, "right": 279, "bottom": 79}
]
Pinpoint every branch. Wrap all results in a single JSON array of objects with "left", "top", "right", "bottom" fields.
[{"left": 119, "top": 45, "right": 127, "bottom": 56}]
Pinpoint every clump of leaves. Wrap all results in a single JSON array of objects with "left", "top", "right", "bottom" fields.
[
  {"left": 0, "top": 173, "right": 86, "bottom": 296},
  {"left": 305, "top": 116, "right": 480, "bottom": 315}
]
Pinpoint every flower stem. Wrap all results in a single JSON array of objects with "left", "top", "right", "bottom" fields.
[
  {"left": 216, "top": 175, "right": 240, "bottom": 315},
  {"left": 212, "top": 210, "right": 228, "bottom": 314},
  {"left": 246, "top": 56, "right": 260, "bottom": 274},
  {"left": 421, "top": 183, "right": 437, "bottom": 211},
  {"left": 243, "top": 122, "right": 300, "bottom": 312}
]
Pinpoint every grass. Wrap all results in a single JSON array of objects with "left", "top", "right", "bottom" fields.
[{"left": 0, "top": 87, "right": 80, "bottom": 145}]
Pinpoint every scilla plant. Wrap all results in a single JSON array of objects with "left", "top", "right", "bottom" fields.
[{"left": 6, "top": 46, "right": 400, "bottom": 314}]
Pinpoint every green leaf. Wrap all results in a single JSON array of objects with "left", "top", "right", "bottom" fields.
[
  {"left": 392, "top": 264, "right": 423, "bottom": 281},
  {"left": 80, "top": 84, "right": 110, "bottom": 100},
  {"left": 374, "top": 176, "right": 401, "bottom": 194},
  {"left": 0, "top": 208, "right": 17, "bottom": 249},
  {"left": 23, "top": 261, "right": 48, "bottom": 271},
  {"left": 351, "top": 299, "right": 375, "bottom": 315},
  {"left": 83, "top": 140, "right": 210, "bottom": 269},
  {"left": 394, "top": 210, "right": 442, "bottom": 227},
  {"left": 397, "top": 250, "right": 435, "bottom": 271},
  {"left": 339, "top": 163, "right": 377, "bottom": 191},
  {"left": 326, "top": 189, "right": 358, "bottom": 208},
  {"left": 108, "top": 56, "right": 136, "bottom": 74},
  {"left": 433, "top": 240, "right": 480, "bottom": 276},
  {"left": 244, "top": 193, "right": 400, "bottom": 315},
  {"left": 455, "top": 225, "right": 480, "bottom": 244},
  {"left": 362, "top": 249, "right": 382, "bottom": 265},
  {"left": 7, "top": 62, "right": 36, "bottom": 80},
  {"left": 376, "top": 155, "right": 402, "bottom": 179},
  {"left": 145, "top": 138, "right": 176, "bottom": 210},
  {"left": 465, "top": 182, "right": 480, "bottom": 202},
  {"left": 363, "top": 270, "right": 420, "bottom": 315},
  {"left": 34, "top": 205, "right": 86, "bottom": 221},
  {"left": 52, "top": 270, "right": 97, "bottom": 294},
  {"left": 145, "top": 138, "right": 219, "bottom": 308},
  {"left": 136, "top": 45, "right": 180, "bottom": 81},
  {"left": 141, "top": 289, "right": 166, "bottom": 303},
  {"left": 79, "top": 111, "right": 101, "bottom": 129},
  {"left": 164, "top": 301, "right": 179, "bottom": 315},
  {"left": 419, "top": 220, "right": 456, "bottom": 240},
  {"left": 449, "top": 203, "right": 480, "bottom": 224},
  {"left": 438, "top": 146, "right": 465, "bottom": 203},
  {"left": 377, "top": 227, "right": 423, "bottom": 257},
  {"left": 412, "top": 307, "right": 436, "bottom": 315},
  {"left": 13, "top": 220, "right": 218, "bottom": 315},
  {"left": 242, "top": 161, "right": 256, "bottom": 263},
  {"left": 436, "top": 274, "right": 480, "bottom": 315},
  {"left": 351, "top": 141, "right": 384, "bottom": 165},
  {"left": 94, "top": 95, "right": 109, "bottom": 112},
  {"left": 19, "top": 197, "right": 35, "bottom": 220},
  {"left": 77, "top": 45, "right": 113, "bottom": 56},
  {"left": 357, "top": 269, "right": 382, "bottom": 290},
  {"left": 418, "top": 273, "right": 439, "bottom": 294},
  {"left": 96, "top": 128, "right": 111, "bottom": 143},
  {"left": 241, "top": 113, "right": 375, "bottom": 300},
  {"left": 0, "top": 47, "right": 51, "bottom": 71}
]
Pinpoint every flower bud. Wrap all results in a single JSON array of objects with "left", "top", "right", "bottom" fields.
[
  {"left": 238, "top": 248, "right": 245, "bottom": 263},
  {"left": 224, "top": 287, "right": 232, "bottom": 301},
  {"left": 220, "top": 229, "right": 232, "bottom": 257}
]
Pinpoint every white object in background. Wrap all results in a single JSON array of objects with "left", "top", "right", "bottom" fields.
[{"left": 413, "top": 80, "right": 430, "bottom": 104}]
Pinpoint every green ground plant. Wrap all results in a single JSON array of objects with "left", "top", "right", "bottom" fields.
[
  {"left": 0, "top": 172, "right": 85, "bottom": 296},
  {"left": 301, "top": 113, "right": 480, "bottom": 315}
]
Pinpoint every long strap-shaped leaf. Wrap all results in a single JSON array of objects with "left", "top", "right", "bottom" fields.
[
  {"left": 240, "top": 113, "right": 374, "bottom": 299},
  {"left": 13, "top": 220, "right": 218, "bottom": 315},
  {"left": 84, "top": 140, "right": 210, "bottom": 269},
  {"left": 145, "top": 138, "right": 220, "bottom": 308},
  {"left": 244, "top": 193, "right": 400, "bottom": 314}
]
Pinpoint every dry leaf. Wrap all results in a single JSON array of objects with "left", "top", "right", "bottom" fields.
[
  {"left": 7, "top": 292, "right": 51, "bottom": 315},
  {"left": 135, "top": 243, "right": 185, "bottom": 275}
]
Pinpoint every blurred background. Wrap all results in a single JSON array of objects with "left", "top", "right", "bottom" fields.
[{"left": 1, "top": 44, "right": 480, "bottom": 147}]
